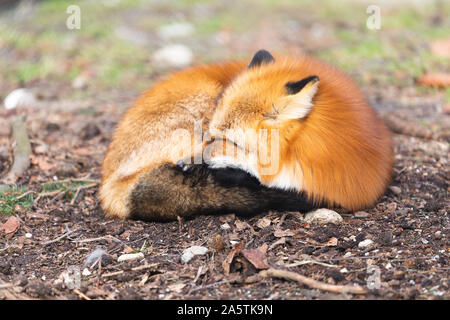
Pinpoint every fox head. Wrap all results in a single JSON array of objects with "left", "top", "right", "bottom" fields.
[
  {"left": 204, "top": 49, "right": 393, "bottom": 211},
  {"left": 206, "top": 50, "right": 320, "bottom": 186}
]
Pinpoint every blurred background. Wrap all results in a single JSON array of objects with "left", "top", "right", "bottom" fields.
[{"left": 0, "top": 0, "right": 449, "bottom": 102}]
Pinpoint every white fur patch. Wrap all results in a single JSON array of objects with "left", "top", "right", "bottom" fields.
[
  {"left": 208, "top": 156, "right": 260, "bottom": 179},
  {"left": 267, "top": 165, "right": 302, "bottom": 191}
]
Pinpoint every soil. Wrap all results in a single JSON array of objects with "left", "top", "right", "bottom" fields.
[{"left": 0, "top": 91, "right": 448, "bottom": 300}]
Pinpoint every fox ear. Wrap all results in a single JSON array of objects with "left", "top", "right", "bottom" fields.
[
  {"left": 248, "top": 49, "right": 275, "bottom": 68},
  {"left": 276, "top": 76, "right": 320, "bottom": 121}
]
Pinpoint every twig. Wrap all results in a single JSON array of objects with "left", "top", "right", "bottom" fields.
[
  {"left": 70, "top": 182, "right": 98, "bottom": 205},
  {"left": 189, "top": 279, "right": 237, "bottom": 294},
  {"left": 73, "top": 288, "right": 91, "bottom": 300},
  {"left": 34, "top": 189, "right": 63, "bottom": 204},
  {"left": 381, "top": 113, "right": 434, "bottom": 140},
  {"left": 101, "top": 263, "right": 158, "bottom": 278},
  {"left": 259, "top": 268, "right": 368, "bottom": 295},
  {"left": 14, "top": 190, "right": 36, "bottom": 201},
  {"left": 285, "top": 260, "right": 338, "bottom": 268},
  {"left": 42, "top": 227, "right": 78, "bottom": 246},
  {"left": 71, "top": 235, "right": 121, "bottom": 243},
  {"left": 5, "top": 115, "right": 32, "bottom": 184}
]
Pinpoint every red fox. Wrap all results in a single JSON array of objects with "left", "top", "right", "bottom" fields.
[{"left": 100, "top": 50, "right": 393, "bottom": 221}]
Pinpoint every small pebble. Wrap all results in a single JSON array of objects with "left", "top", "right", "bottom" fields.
[
  {"left": 389, "top": 186, "right": 402, "bottom": 195},
  {"left": 82, "top": 268, "right": 91, "bottom": 276},
  {"left": 303, "top": 208, "right": 343, "bottom": 225},
  {"left": 220, "top": 223, "right": 231, "bottom": 230},
  {"left": 25, "top": 233, "right": 32, "bottom": 238},
  {"left": 354, "top": 211, "right": 370, "bottom": 218},
  {"left": 117, "top": 252, "right": 144, "bottom": 262},
  {"left": 152, "top": 44, "right": 193, "bottom": 68},
  {"left": 3, "top": 88, "right": 36, "bottom": 110},
  {"left": 358, "top": 239, "right": 374, "bottom": 249},
  {"left": 181, "top": 246, "right": 208, "bottom": 263}
]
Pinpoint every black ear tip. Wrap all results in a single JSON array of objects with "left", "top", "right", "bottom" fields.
[
  {"left": 248, "top": 49, "right": 275, "bottom": 68},
  {"left": 254, "top": 49, "right": 272, "bottom": 57},
  {"left": 285, "top": 75, "right": 320, "bottom": 95}
]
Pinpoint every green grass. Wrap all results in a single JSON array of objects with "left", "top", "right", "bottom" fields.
[
  {"left": 0, "top": 186, "right": 34, "bottom": 215},
  {"left": 0, "top": 181, "right": 95, "bottom": 215}
]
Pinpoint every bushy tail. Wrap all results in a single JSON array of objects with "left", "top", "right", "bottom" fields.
[{"left": 127, "top": 163, "right": 320, "bottom": 221}]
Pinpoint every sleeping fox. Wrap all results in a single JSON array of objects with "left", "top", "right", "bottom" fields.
[{"left": 100, "top": 50, "right": 393, "bottom": 221}]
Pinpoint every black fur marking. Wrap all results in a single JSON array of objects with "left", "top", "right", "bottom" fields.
[
  {"left": 179, "top": 164, "right": 323, "bottom": 214},
  {"left": 248, "top": 49, "right": 275, "bottom": 69},
  {"left": 285, "top": 75, "right": 319, "bottom": 95}
]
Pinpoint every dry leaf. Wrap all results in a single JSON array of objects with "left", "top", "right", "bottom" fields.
[
  {"left": 0, "top": 216, "right": 20, "bottom": 236},
  {"left": 274, "top": 228, "right": 295, "bottom": 237},
  {"left": 241, "top": 243, "right": 269, "bottom": 270},
  {"left": 222, "top": 243, "right": 243, "bottom": 275},
  {"left": 326, "top": 237, "right": 338, "bottom": 246},
  {"left": 168, "top": 283, "right": 186, "bottom": 293},
  {"left": 234, "top": 219, "right": 248, "bottom": 231},
  {"left": 256, "top": 217, "right": 271, "bottom": 229},
  {"left": 416, "top": 72, "right": 450, "bottom": 88}
]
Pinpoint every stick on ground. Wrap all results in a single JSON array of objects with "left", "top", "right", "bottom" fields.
[
  {"left": 5, "top": 115, "right": 32, "bottom": 183},
  {"left": 259, "top": 268, "right": 368, "bottom": 295}
]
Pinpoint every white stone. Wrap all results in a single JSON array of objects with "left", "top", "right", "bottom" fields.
[
  {"left": 152, "top": 44, "right": 193, "bottom": 68},
  {"left": 358, "top": 239, "right": 374, "bottom": 249},
  {"left": 82, "top": 268, "right": 91, "bottom": 276},
  {"left": 25, "top": 233, "right": 32, "bottom": 238},
  {"left": 3, "top": 88, "right": 36, "bottom": 110},
  {"left": 303, "top": 208, "right": 343, "bottom": 225},
  {"left": 181, "top": 245, "right": 208, "bottom": 263},
  {"left": 117, "top": 252, "right": 144, "bottom": 262},
  {"left": 220, "top": 223, "right": 231, "bottom": 230},
  {"left": 157, "top": 23, "right": 194, "bottom": 40}
]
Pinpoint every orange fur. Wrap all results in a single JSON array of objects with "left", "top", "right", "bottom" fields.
[
  {"left": 100, "top": 51, "right": 393, "bottom": 220},
  {"left": 207, "top": 54, "right": 393, "bottom": 211},
  {"left": 100, "top": 61, "right": 247, "bottom": 219}
]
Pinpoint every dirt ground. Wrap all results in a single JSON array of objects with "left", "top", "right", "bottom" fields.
[{"left": 0, "top": 0, "right": 449, "bottom": 300}]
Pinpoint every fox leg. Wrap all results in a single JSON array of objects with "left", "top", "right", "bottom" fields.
[{"left": 128, "top": 163, "right": 320, "bottom": 221}]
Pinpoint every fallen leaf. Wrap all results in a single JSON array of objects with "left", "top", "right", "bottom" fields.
[
  {"left": 274, "top": 228, "right": 295, "bottom": 237},
  {"left": 222, "top": 242, "right": 243, "bottom": 275},
  {"left": 234, "top": 219, "right": 248, "bottom": 231},
  {"left": 256, "top": 217, "right": 271, "bottom": 229},
  {"left": 326, "top": 237, "right": 338, "bottom": 247},
  {"left": 168, "top": 283, "right": 186, "bottom": 293},
  {"left": 416, "top": 72, "right": 450, "bottom": 88},
  {"left": 241, "top": 243, "right": 269, "bottom": 270},
  {"left": 0, "top": 216, "right": 20, "bottom": 236}
]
